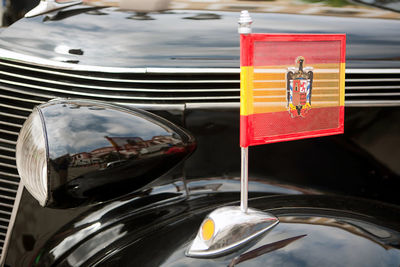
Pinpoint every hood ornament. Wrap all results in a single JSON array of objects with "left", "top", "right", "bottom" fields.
[
  {"left": 25, "top": 0, "right": 83, "bottom": 18},
  {"left": 186, "top": 10, "right": 279, "bottom": 258},
  {"left": 186, "top": 207, "right": 278, "bottom": 258}
]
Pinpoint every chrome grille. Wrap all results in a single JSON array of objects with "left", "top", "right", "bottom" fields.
[
  {"left": 1, "top": 58, "right": 399, "bottom": 106},
  {"left": 0, "top": 59, "right": 240, "bottom": 104},
  {"left": 0, "top": 55, "right": 399, "bottom": 260},
  {"left": 345, "top": 70, "right": 400, "bottom": 106}
]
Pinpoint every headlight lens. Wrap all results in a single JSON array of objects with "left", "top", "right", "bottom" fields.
[{"left": 16, "top": 108, "right": 48, "bottom": 206}]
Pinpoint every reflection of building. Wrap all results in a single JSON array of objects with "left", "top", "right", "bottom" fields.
[
  {"left": 71, "top": 150, "right": 106, "bottom": 167},
  {"left": 105, "top": 135, "right": 180, "bottom": 157},
  {"left": 90, "top": 146, "right": 116, "bottom": 158},
  {"left": 69, "top": 134, "right": 181, "bottom": 168}
]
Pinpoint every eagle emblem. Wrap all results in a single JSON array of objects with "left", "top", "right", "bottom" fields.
[{"left": 286, "top": 56, "right": 314, "bottom": 117}]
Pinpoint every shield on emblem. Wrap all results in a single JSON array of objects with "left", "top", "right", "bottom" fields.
[{"left": 287, "top": 56, "right": 313, "bottom": 117}]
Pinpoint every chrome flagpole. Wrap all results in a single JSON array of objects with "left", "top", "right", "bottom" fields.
[
  {"left": 240, "top": 147, "right": 249, "bottom": 213},
  {"left": 239, "top": 10, "right": 252, "bottom": 213},
  {"left": 186, "top": 11, "right": 279, "bottom": 258}
]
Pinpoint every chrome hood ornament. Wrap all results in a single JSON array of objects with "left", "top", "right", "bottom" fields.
[
  {"left": 25, "top": 0, "right": 83, "bottom": 18},
  {"left": 186, "top": 11, "right": 279, "bottom": 258},
  {"left": 186, "top": 207, "right": 278, "bottom": 258}
]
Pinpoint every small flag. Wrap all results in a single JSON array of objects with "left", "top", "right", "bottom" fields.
[{"left": 240, "top": 34, "right": 346, "bottom": 147}]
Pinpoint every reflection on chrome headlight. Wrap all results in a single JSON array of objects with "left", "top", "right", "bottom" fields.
[{"left": 16, "top": 108, "right": 48, "bottom": 206}]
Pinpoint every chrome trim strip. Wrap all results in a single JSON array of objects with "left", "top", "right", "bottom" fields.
[
  {"left": 0, "top": 183, "right": 23, "bottom": 266},
  {"left": 186, "top": 101, "right": 400, "bottom": 108},
  {"left": 119, "top": 103, "right": 185, "bottom": 111},
  {"left": 0, "top": 61, "right": 239, "bottom": 84},
  {"left": 186, "top": 102, "right": 240, "bottom": 109},
  {"left": 1, "top": 48, "right": 400, "bottom": 74},
  {"left": 0, "top": 49, "right": 239, "bottom": 74},
  {"left": 0, "top": 71, "right": 239, "bottom": 93},
  {"left": 147, "top": 68, "right": 240, "bottom": 74},
  {"left": 0, "top": 80, "right": 241, "bottom": 101},
  {"left": 0, "top": 48, "right": 147, "bottom": 73}
]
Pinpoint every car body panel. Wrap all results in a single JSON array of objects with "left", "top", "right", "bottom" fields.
[{"left": 0, "top": 6, "right": 400, "bottom": 69}]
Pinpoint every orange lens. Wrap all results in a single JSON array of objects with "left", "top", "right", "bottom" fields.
[{"left": 201, "top": 219, "right": 215, "bottom": 241}]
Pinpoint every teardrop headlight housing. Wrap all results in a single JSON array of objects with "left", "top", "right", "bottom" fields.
[
  {"left": 16, "top": 108, "right": 48, "bottom": 206},
  {"left": 15, "top": 99, "right": 196, "bottom": 208}
]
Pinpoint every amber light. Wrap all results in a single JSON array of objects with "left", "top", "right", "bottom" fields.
[{"left": 201, "top": 219, "right": 215, "bottom": 241}]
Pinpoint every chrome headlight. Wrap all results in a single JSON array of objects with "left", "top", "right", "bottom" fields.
[
  {"left": 16, "top": 99, "right": 195, "bottom": 208},
  {"left": 16, "top": 108, "right": 48, "bottom": 206}
]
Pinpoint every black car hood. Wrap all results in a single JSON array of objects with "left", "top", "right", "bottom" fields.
[
  {"left": 1, "top": 5, "right": 400, "bottom": 69},
  {"left": 29, "top": 192, "right": 400, "bottom": 266}
]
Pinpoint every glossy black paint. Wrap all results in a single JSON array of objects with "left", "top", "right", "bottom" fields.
[
  {"left": 15, "top": 183, "right": 400, "bottom": 266},
  {"left": 184, "top": 106, "right": 400, "bottom": 204},
  {"left": 38, "top": 99, "right": 195, "bottom": 208},
  {"left": 1, "top": 6, "right": 400, "bottom": 68}
]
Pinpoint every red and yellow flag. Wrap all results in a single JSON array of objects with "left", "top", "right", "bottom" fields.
[{"left": 240, "top": 34, "right": 346, "bottom": 147}]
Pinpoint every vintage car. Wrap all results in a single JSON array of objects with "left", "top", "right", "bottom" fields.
[{"left": 0, "top": 0, "right": 400, "bottom": 266}]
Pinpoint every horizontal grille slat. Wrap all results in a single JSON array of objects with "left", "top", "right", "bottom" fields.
[
  {"left": 0, "top": 91, "right": 44, "bottom": 104},
  {"left": 0, "top": 173, "right": 20, "bottom": 181},
  {"left": 0, "top": 103, "right": 32, "bottom": 112},
  {"left": 0, "top": 71, "right": 240, "bottom": 92},
  {"left": 0, "top": 206, "right": 13, "bottom": 215},
  {"left": 346, "top": 86, "right": 400, "bottom": 90},
  {"left": 0, "top": 186, "right": 17, "bottom": 194},
  {"left": 0, "top": 163, "right": 16, "bottom": 170},
  {"left": 0, "top": 80, "right": 240, "bottom": 101},
  {"left": 348, "top": 78, "right": 400, "bottom": 82},
  {"left": 0, "top": 121, "right": 22, "bottom": 129},
  {"left": 0, "top": 155, "right": 15, "bottom": 161},
  {"left": 0, "top": 61, "right": 239, "bottom": 84},
  {"left": 0, "top": 111, "right": 27, "bottom": 120},
  {"left": 0, "top": 146, "right": 16, "bottom": 153},
  {"left": 0, "top": 138, "right": 16, "bottom": 146},
  {"left": 0, "top": 129, "right": 18, "bottom": 136}
]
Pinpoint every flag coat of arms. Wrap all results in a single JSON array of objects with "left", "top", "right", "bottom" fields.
[{"left": 240, "top": 34, "right": 346, "bottom": 147}]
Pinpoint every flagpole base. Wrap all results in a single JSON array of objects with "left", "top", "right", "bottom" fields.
[{"left": 186, "top": 206, "right": 279, "bottom": 258}]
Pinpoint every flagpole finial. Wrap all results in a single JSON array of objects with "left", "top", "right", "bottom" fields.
[{"left": 238, "top": 10, "right": 253, "bottom": 34}]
